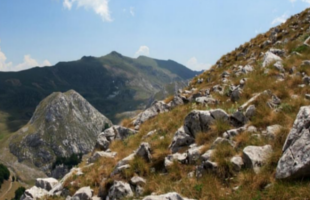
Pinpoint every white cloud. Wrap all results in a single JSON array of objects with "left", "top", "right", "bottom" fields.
[
  {"left": 271, "top": 13, "right": 289, "bottom": 25},
  {"left": 186, "top": 57, "right": 211, "bottom": 71},
  {"left": 0, "top": 42, "right": 51, "bottom": 72},
  {"left": 135, "top": 46, "right": 150, "bottom": 57},
  {"left": 63, "top": 0, "right": 112, "bottom": 22},
  {"left": 302, "top": 0, "right": 310, "bottom": 3},
  {"left": 289, "top": 0, "right": 297, "bottom": 3},
  {"left": 129, "top": 7, "right": 135, "bottom": 16}
]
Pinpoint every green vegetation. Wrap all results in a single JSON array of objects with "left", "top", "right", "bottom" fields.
[
  {"left": 52, "top": 153, "right": 83, "bottom": 170},
  {"left": 11, "top": 187, "right": 25, "bottom": 200},
  {"left": 0, "top": 163, "right": 10, "bottom": 188}
]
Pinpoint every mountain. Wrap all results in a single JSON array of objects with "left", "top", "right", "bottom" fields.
[
  {"left": 0, "top": 52, "right": 201, "bottom": 132},
  {"left": 17, "top": 8, "right": 310, "bottom": 200},
  {"left": 9, "top": 90, "right": 112, "bottom": 176}
]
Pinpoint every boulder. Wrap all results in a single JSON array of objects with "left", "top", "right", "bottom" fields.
[
  {"left": 230, "top": 156, "right": 244, "bottom": 171},
  {"left": 165, "top": 153, "right": 187, "bottom": 167},
  {"left": 167, "top": 95, "right": 184, "bottom": 108},
  {"left": 21, "top": 186, "right": 49, "bottom": 200},
  {"left": 195, "top": 97, "right": 217, "bottom": 105},
  {"left": 133, "top": 101, "right": 169, "bottom": 128},
  {"left": 245, "top": 105, "right": 256, "bottom": 119},
  {"left": 276, "top": 106, "right": 310, "bottom": 179},
  {"left": 184, "top": 110, "right": 214, "bottom": 137},
  {"left": 210, "top": 109, "right": 229, "bottom": 122},
  {"left": 107, "top": 181, "right": 133, "bottom": 200},
  {"left": 130, "top": 176, "right": 146, "bottom": 186},
  {"left": 262, "top": 125, "right": 282, "bottom": 139},
  {"left": 142, "top": 192, "right": 195, "bottom": 200},
  {"left": 135, "top": 142, "right": 152, "bottom": 162},
  {"left": 231, "top": 111, "right": 247, "bottom": 127},
  {"left": 185, "top": 146, "right": 204, "bottom": 164},
  {"left": 274, "top": 61, "right": 285, "bottom": 72},
  {"left": 243, "top": 145, "right": 273, "bottom": 174},
  {"left": 35, "top": 178, "right": 59, "bottom": 191},
  {"left": 223, "top": 126, "right": 246, "bottom": 139},
  {"left": 71, "top": 187, "right": 93, "bottom": 200},
  {"left": 211, "top": 137, "right": 235, "bottom": 149},
  {"left": 169, "top": 126, "right": 195, "bottom": 153},
  {"left": 88, "top": 151, "right": 116, "bottom": 163},
  {"left": 95, "top": 126, "right": 136, "bottom": 150},
  {"left": 262, "top": 52, "right": 282, "bottom": 67},
  {"left": 302, "top": 60, "right": 310, "bottom": 66},
  {"left": 201, "top": 150, "right": 214, "bottom": 161},
  {"left": 230, "top": 88, "right": 241, "bottom": 102}
]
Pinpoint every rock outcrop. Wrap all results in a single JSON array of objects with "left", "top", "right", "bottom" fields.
[
  {"left": 276, "top": 106, "right": 310, "bottom": 179},
  {"left": 9, "top": 90, "right": 112, "bottom": 175}
]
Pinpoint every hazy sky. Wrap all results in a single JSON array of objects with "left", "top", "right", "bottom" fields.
[{"left": 0, "top": 0, "right": 309, "bottom": 72}]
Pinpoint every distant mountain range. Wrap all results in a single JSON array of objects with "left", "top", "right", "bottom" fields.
[{"left": 0, "top": 51, "right": 201, "bottom": 131}]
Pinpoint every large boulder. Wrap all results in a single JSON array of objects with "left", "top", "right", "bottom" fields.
[
  {"left": 35, "top": 178, "right": 59, "bottom": 191},
  {"left": 184, "top": 110, "right": 214, "bottom": 137},
  {"left": 262, "top": 52, "right": 282, "bottom": 67},
  {"left": 133, "top": 101, "right": 169, "bottom": 128},
  {"left": 276, "top": 106, "right": 310, "bottom": 179},
  {"left": 142, "top": 192, "right": 195, "bottom": 200},
  {"left": 21, "top": 186, "right": 49, "bottom": 200},
  {"left": 107, "top": 181, "right": 133, "bottom": 200},
  {"left": 243, "top": 145, "right": 273, "bottom": 173},
  {"left": 169, "top": 127, "right": 195, "bottom": 153},
  {"left": 95, "top": 126, "right": 136, "bottom": 151}
]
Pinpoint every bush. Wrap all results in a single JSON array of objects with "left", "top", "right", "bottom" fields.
[
  {"left": 12, "top": 187, "right": 26, "bottom": 200},
  {"left": 52, "top": 153, "right": 83, "bottom": 170},
  {"left": 0, "top": 163, "right": 10, "bottom": 188}
]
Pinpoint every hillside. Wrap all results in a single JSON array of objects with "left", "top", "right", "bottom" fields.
[
  {"left": 17, "top": 7, "right": 310, "bottom": 200},
  {"left": 0, "top": 52, "right": 200, "bottom": 133}
]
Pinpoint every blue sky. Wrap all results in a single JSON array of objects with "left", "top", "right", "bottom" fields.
[{"left": 0, "top": 0, "right": 309, "bottom": 72}]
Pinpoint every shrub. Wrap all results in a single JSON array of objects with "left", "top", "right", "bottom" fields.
[
  {"left": 52, "top": 153, "right": 83, "bottom": 170},
  {"left": 12, "top": 187, "right": 26, "bottom": 200},
  {"left": 0, "top": 163, "right": 10, "bottom": 188}
]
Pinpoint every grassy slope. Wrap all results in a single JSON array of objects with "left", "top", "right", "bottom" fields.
[{"left": 59, "top": 8, "right": 310, "bottom": 200}]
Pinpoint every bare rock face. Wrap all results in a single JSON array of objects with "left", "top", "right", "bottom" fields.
[
  {"left": 9, "top": 90, "right": 112, "bottom": 175},
  {"left": 276, "top": 106, "right": 310, "bottom": 179}
]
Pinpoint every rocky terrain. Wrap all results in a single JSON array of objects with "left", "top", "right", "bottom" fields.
[
  {"left": 9, "top": 90, "right": 112, "bottom": 176},
  {"left": 12, "top": 7, "right": 310, "bottom": 200}
]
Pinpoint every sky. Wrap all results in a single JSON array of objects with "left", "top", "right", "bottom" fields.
[{"left": 0, "top": 0, "right": 309, "bottom": 72}]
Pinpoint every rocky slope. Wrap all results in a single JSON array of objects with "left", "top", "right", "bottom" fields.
[
  {"left": 9, "top": 90, "right": 112, "bottom": 176},
  {"left": 17, "top": 7, "right": 310, "bottom": 200},
  {"left": 0, "top": 51, "right": 200, "bottom": 132}
]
